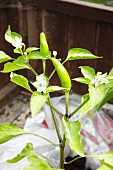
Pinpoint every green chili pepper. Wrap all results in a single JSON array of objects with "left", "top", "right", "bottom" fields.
[
  {"left": 40, "top": 32, "right": 49, "bottom": 57},
  {"left": 51, "top": 58, "right": 71, "bottom": 89}
]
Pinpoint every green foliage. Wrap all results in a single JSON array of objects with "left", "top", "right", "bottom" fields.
[
  {"left": 7, "top": 143, "right": 36, "bottom": 163},
  {"left": 66, "top": 48, "right": 101, "bottom": 61},
  {"left": 24, "top": 156, "right": 64, "bottom": 170},
  {"left": 0, "top": 124, "right": 29, "bottom": 144},
  {"left": 23, "top": 155, "right": 51, "bottom": 170},
  {"left": 73, "top": 66, "right": 113, "bottom": 117},
  {"left": 30, "top": 91, "right": 49, "bottom": 117},
  {"left": 46, "top": 86, "right": 65, "bottom": 93},
  {"left": 10, "top": 72, "right": 33, "bottom": 92},
  {"left": 79, "top": 66, "right": 95, "bottom": 80},
  {"left": 79, "top": 94, "right": 91, "bottom": 118},
  {"left": 26, "top": 47, "right": 39, "bottom": 53},
  {"left": 91, "top": 151, "right": 113, "bottom": 167},
  {"left": 5, "top": 25, "right": 22, "bottom": 45},
  {"left": 97, "top": 163, "right": 113, "bottom": 170},
  {"left": 0, "top": 25, "right": 113, "bottom": 170},
  {"left": 1, "top": 56, "right": 30, "bottom": 73},
  {"left": 62, "top": 116, "right": 84, "bottom": 156},
  {"left": 0, "top": 51, "right": 12, "bottom": 63},
  {"left": 27, "top": 51, "right": 47, "bottom": 60},
  {"left": 73, "top": 77, "right": 90, "bottom": 85}
]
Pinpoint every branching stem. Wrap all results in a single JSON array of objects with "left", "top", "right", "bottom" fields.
[
  {"left": 46, "top": 101, "right": 63, "bottom": 117},
  {"left": 64, "top": 156, "right": 83, "bottom": 165},
  {"left": 69, "top": 97, "right": 89, "bottom": 118},
  {"left": 48, "top": 95, "right": 62, "bottom": 142},
  {"left": 29, "top": 133, "right": 58, "bottom": 147},
  {"left": 36, "top": 152, "right": 58, "bottom": 167}
]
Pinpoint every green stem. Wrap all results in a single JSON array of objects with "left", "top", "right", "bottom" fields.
[
  {"left": 36, "top": 152, "right": 58, "bottom": 167},
  {"left": 42, "top": 59, "right": 46, "bottom": 74},
  {"left": 64, "top": 156, "right": 83, "bottom": 165},
  {"left": 60, "top": 135, "right": 66, "bottom": 168},
  {"left": 46, "top": 101, "right": 63, "bottom": 117},
  {"left": 69, "top": 97, "right": 89, "bottom": 118},
  {"left": 49, "top": 69, "right": 55, "bottom": 80},
  {"left": 48, "top": 95, "right": 62, "bottom": 142},
  {"left": 62, "top": 60, "right": 67, "bottom": 65},
  {"left": 27, "top": 63, "right": 38, "bottom": 76},
  {"left": 65, "top": 90, "right": 70, "bottom": 116},
  {"left": 29, "top": 132, "right": 58, "bottom": 147},
  {"left": 20, "top": 44, "right": 38, "bottom": 77},
  {"left": 60, "top": 90, "right": 69, "bottom": 168}
]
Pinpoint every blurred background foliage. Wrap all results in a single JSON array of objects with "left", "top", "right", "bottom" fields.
[{"left": 80, "top": 0, "right": 113, "bottom": 6}]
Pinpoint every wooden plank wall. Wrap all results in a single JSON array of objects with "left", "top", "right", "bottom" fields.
[{"left": 0, "top": 0, "right": 113, "bottom": 95}]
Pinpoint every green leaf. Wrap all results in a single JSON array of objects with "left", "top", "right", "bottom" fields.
[
  {"left": 14, "top": 48, "right": 22, "bottom": 54},
  {"left": 7, "top": 143, "right": 36, "bottom": 163},
  {"left": 97, "top": 163, "right": 113, "bottom": 170},
  {"left": 80, "top": 84, "right": 113, "bottom": 117},
  {"left": 10, "top": 72, "right": 32, "bottom": 92},
  {"left": 89, "top": 84, "right": 110, "bottom": 111},
  {"left": 80, "top": 94, "right": 92, "bottom": 118},
  {"left": 108, "top": 67, "right": 113, "bottom": 76},
  {"left": 91, "top": 151, "right": 113, "bottom": 167},
  {"left": 73, "top": 77, "right": 90, "bottom": 85},
  {"left": 30, "top": 91, "right": 49, "bottom": 117},
  {"left": 46, "top": 86, "right": 65, "bottom": 93},
  {"left": 40, "top": 32, "right": 50, "bottom": 57},
  {"left": 62, "top": 116, "right": 84, "bottom": 156},
  {"left": 66, "top": 48, "right": 101, "bottom": 61},
  {"left": 27, "top": 51, "right": 47, "bottom": 60},
  {"left": 5, "top": 25, "right": 22, "bottom": 45},
  {"left": 1, "top": 56, "right": 29, "bottom": 73},
  {"left": 0, "top": 51, "right": 12, "bottom": 63},
  {"left": 23, "top": 155, "right": 52, "bottom": 170},
  {"left": 0, "top": 123, "right": 29, "bottom": 144},
  {"left": 26, "top": 47, "right": 39, "bottom": 53},
  {"left": 79, "top": 66, "right": 95, "bottom": 80},
  {"left": 98, "top": 88, "right": 113, "bottom": 108}
]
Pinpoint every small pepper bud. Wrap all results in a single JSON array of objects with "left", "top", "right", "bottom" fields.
[{"left": 53, "top": 51, "right": 57, "bottom": 58}]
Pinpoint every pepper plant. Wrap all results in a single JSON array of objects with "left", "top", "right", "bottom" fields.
[{"left": 0, "top": 26, "right": 113, "bottom": 170}]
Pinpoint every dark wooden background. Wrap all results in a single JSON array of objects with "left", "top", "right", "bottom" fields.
[{"left": 0, "top": 0, "right": 113, "bottom": 96}]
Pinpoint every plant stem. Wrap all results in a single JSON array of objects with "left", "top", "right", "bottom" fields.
[
  {"left": 60, "top": 135, "right": 66, "bottom": 168},
  {"left": 29, "top": 133, "right": 58, "bottom": 147},
  {"left": 69, "top": 96, "right": 89, "bottom": 118},
  {"left": 60, "top": 90, "right": 69, "bottom": 168},
  {"left": 49, "top": 69, "right": 56, "bottom": 80},
  {"left": 65, "top": 90, "right": 70, "bottom": 117},
  {"left": 36, "top": 152, "right": 58, "bottom": 167},
  {"left": 42, "top": 59, "right": 46, "bottom": 74},
  {"left": 64, "top": 156, "right": 83, "bottom": 165},
  {"left": 27, "top": 63, "right": 38, "bottom": 76},
  {"left": 48, "top": 95, "right": 62, "bottom": 142},
  {"left": 46, "top": 101, "right": 63, "bottom": 117}
]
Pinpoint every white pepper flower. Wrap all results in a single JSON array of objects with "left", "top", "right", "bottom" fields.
[
  {"left": 32, "top": 74, "right": 48, "bottom": 93},
  {"left": 90, "top": 72, "right": 109, "bottom": 87},
  {"left": 12, "top": 36, "right": 22, "bottom": 49}
]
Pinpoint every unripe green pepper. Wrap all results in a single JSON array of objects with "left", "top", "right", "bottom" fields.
[
  {"left": 51, "top": 58, "right": 71, "bottom": 89},
  {"left": 40, "top": 32, "right": 49, "bottom": 57}
]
